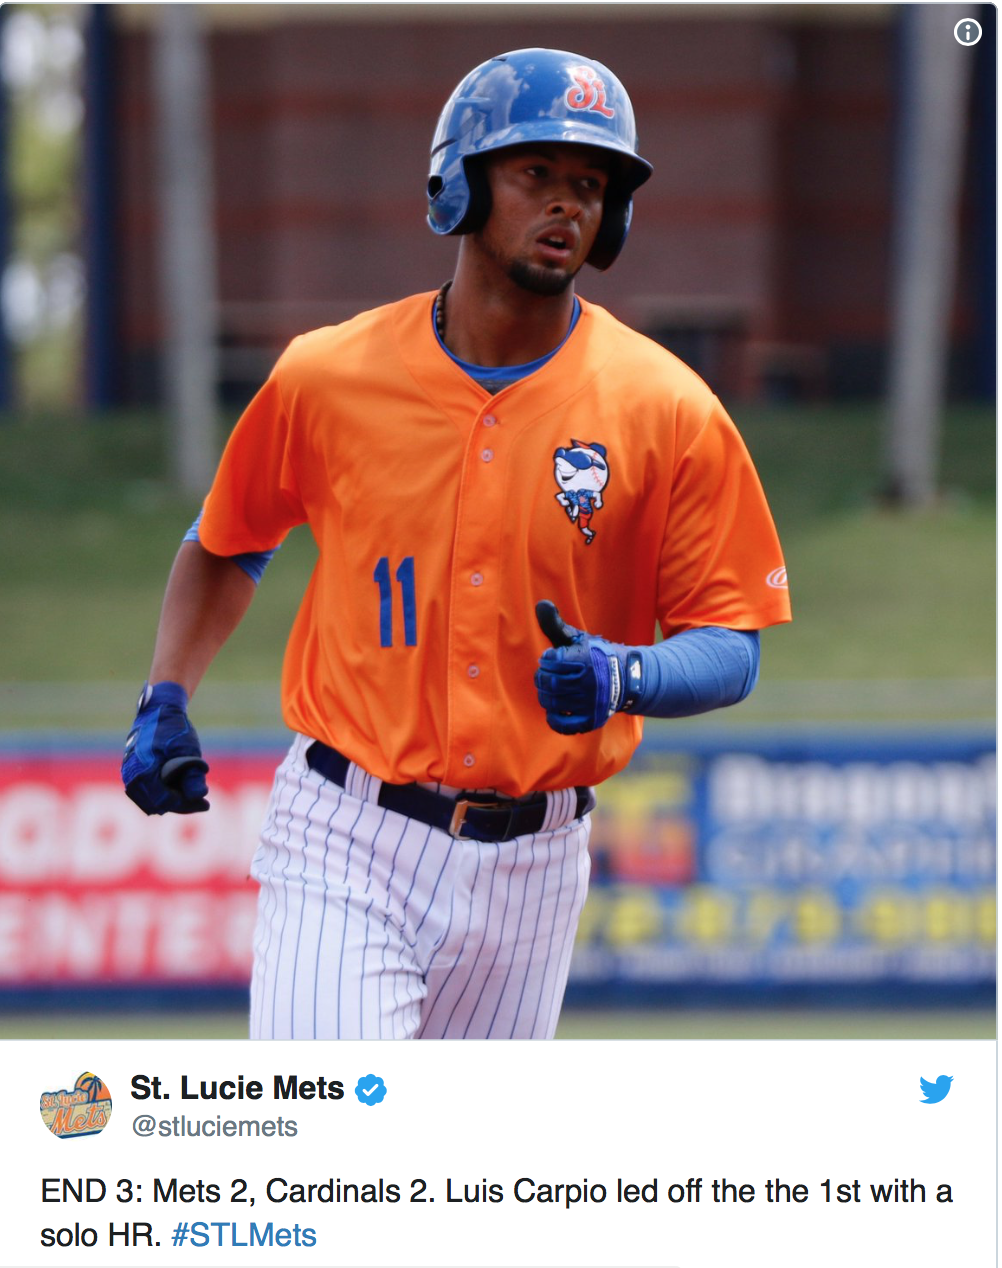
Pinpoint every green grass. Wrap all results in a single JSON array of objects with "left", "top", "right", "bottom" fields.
[
  {"left": 0, "top": 403, "right": 994, "bottom": 725},
  {"left": 735, "top": 404, "right": 995, "bottom": 686},
  {"left": 556, "top": 1007, "right": 996, "bottom": 1041},
  {"left": 735, "top": 403, "right": 995, "bottom": 520},
  {"left": 0, "top": 409, "right": 319, "bottom": 698},
  {"left": 0, "top": 1008, "right": 993, "bottom": 1042},
  {"left": 763, "top": 504, "right": 995, "bottom": 681}
]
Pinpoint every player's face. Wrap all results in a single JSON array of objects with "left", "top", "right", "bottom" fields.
[{"left": 477, "top": 144, "right": 611, "bottom": 296}]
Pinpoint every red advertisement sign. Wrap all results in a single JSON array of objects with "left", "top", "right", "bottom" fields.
[{"left": 0, "top": 747, "right": 282, "bottom": 984}]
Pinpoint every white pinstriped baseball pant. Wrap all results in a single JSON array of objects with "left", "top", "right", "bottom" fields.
[{"left": 249, "top": 735, "right": 592, "bottom": 1040}]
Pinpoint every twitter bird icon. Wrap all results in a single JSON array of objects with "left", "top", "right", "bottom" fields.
[{"left": 919, "top": 1075, "right": 953, "bottom": 1104}]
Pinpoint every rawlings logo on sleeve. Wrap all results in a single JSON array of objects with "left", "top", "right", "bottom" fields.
[
  {"left": 565, "top": 66, "right": 615, "bottom": 118},
  {"left": 552, "top": 439, "right": 610, "bottom": 545}
]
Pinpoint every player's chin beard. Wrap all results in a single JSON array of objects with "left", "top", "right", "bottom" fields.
[{"left": 507, "top": 258, "right": 576, "bottom": 297}]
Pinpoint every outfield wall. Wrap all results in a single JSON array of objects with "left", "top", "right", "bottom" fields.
[{"left": 0, "top": 730, "right": 994, "bottom": 1007}]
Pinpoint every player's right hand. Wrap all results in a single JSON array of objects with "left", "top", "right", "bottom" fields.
[{"left": 121, "top": 681, "right": 210, "bottom": 815}]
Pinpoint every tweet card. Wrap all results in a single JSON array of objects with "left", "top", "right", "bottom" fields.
[
  {"left": 1, "top": 2, "right": 996, "bottom": 1266},
  {"left": 5, "top": 1037, "right": 995, "bottom": 1267}
]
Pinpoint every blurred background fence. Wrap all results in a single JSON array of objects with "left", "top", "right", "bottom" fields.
[{"left": 0, "top": 3, "right": 994, "bottom": 1038}]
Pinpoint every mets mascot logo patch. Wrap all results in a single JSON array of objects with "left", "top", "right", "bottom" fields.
[{"left": 552, "top": 439, "right": 609, "bottom": 545}]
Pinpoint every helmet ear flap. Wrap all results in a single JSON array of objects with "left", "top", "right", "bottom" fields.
[
  {"left": 452, "top": 157, "right": 491, "bottom": 236},
  {"left": 586, "top": 194, "right": 631, "bottom": 271}
]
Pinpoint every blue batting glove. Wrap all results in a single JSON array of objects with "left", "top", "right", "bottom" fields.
[
  {"left": 533, "top": 600, "right": 644, "bottom": 735},
  {"left": 122, "top": 681, "right": 210, "bottom": 815}
]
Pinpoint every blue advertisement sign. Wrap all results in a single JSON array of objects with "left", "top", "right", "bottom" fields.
[{"left": 571, "top": 730, "right": 996, "bottom": 1000}]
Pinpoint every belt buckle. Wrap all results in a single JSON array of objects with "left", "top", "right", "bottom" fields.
[
  {"left": 449, "top": 795, "right": 515, "bottom": 841},
  {"left": 449, "top": 798, "right": 473, "bottom": 838}
]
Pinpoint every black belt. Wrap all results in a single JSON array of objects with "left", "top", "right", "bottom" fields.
[{"left": 305, "top": 741, "right": 595, "bottom": 843}]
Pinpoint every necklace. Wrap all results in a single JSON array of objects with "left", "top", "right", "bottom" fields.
[{"left": 435, "top": 280, "right": 452, "bottom": 341}]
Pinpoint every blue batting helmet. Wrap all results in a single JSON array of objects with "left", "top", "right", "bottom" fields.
[{"left": 427, "top": 48, "right": 652, "bottom": 270}]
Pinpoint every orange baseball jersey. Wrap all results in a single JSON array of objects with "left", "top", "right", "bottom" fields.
[{"left": 199, "top": 291, "right": 791, "bottom": 796}]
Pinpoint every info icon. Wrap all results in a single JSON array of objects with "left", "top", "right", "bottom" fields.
[
  {"left": 40, "top": 1071, "right": 113, "bottom": 1140},
  {"left": 954, "top": 18, "right": 982, "bottom": 45}
]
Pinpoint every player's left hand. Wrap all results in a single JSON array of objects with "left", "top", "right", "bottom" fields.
[
  {"left": 534, "top": 600, "right": 639, "bottom": 734},
  {"left": 121, "top": 681, "right": 210, "bottom": 815}
]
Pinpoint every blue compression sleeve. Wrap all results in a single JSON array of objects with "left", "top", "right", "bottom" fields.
[
  {"left": 183, "top": 510, "right": 278, "bottom": 585},
  {"left": 628, "top": 627, "right": 760, "bottom": 718}
]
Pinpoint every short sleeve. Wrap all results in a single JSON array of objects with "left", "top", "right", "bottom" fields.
[
  {"left": 657, "top": 399, "right": 791, "bottom": 637},
  {"left": 198, "top": 354, "right": 307, "bottom": 556}
]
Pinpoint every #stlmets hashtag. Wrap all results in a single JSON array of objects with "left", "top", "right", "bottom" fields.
[{"left": 172, "top": 1221, "right": 317, "bottom": 1248}]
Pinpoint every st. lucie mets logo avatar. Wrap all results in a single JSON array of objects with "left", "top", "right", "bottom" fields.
[
  {"left": 552, "top": 439, "right": 609, "bottom": 545},
  {"left": 40, "top": 1072, "right": 113, "bottom": 1140}
]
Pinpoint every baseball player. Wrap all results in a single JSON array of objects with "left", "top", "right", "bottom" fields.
[{"left": 122, "top": 48, "right": 791, "bottom": 1039}]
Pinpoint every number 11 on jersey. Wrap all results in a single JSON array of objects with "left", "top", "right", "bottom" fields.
[{"left": 374, "top": 556, "right": 418, "bottom": 648}]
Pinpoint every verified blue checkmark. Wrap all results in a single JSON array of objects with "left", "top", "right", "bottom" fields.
[{"left": 354, "top": 1074, "right": 387, "bottom": 1105}]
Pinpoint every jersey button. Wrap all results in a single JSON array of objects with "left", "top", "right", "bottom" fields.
[
  {"left": 470, "top": 572, "right": 484, "bottom": 586},
  {"left": 467, "top": 663, "right": 480, "bottom": 678},
  {"left": 483, "top": 414, "right": 497, "bottom": 427},
  {"left": 463, "top": 753, "right": 476, "bottom": 768},
  {"left": 481, "top": 449, "right": 494, "bottom": 463}
]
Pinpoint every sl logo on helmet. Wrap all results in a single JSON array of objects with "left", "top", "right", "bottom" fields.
[{"left": 565, "top": 66, "right": 615, "bottom": 118}]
